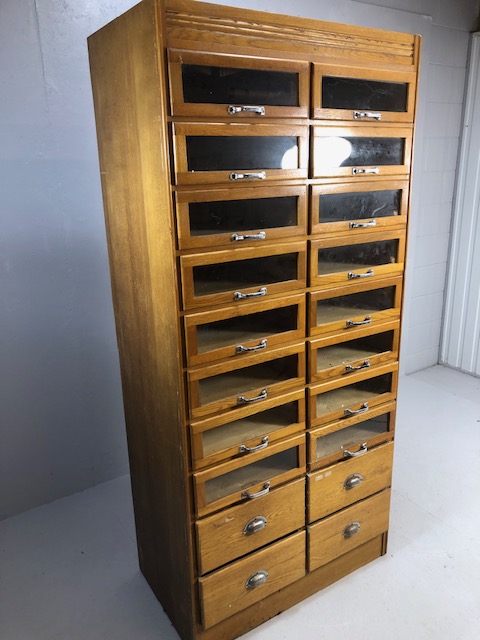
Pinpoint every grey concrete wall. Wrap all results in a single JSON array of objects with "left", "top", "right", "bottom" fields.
[{"left": 1, "top": 0, "right": 478, "bottom": 519}]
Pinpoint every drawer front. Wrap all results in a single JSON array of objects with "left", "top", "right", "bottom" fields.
[
  {"left": 312, "top": 63, "right": 416, "bottom": 122},
  {"left": 181, "top": 242, "right": 306, "bottom": 310},
  {"left": 310, "top": 230, "right": 406, "bottom": 289},
  {"left": 191, "top": 389, "right": 305, "bottom": 469},
  {"left": 188, "top": 343, "right": 305, "bottom": 419},
  {"left": 199, "top": 531, "right": 306, "bottom": 629},
  {"left": 168, "top": 49, "right": 309, "bottom": 119},
  {"left": 308, "top": 490, "right": 391, "bottom": 571},
  {"left": 308, "top": 442, "right": 394, "bottom": 522},
  {"left": 310, "top": 181, "right": 409, "bottom": 236},
  {"left": 193, "top": 433, "right": 306, "bottom": 517},
  {"left": 308, "top": 402, "right": 395, "bottom": 470},
  {"left": 312, "top": 126, "right": 412, "bottom": 179},
  {"left": 173, "top": 123, "right": 308, "bottom": 185},
  {"left": 185, "top": 294, "right": 306, "bottom": 367},
  {"left": 308, "top": 321, "right": 399, "bottom": 383},
  {"left": 176, "top": 185, "right": 307, "bottom": 250},
  {"left": 309, "top": 364, "right": 398, "bottom": 428},
  {"left": 196, "top": 478, "right": 305, "bottom": 574},
  {"left": 309, "top": 277, "right": 402, "bottom": 338}
]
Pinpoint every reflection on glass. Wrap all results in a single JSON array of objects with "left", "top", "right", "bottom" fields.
[
  {"left": 315, "top": 137, "right": 404, "bottom": 169},
  {"left": 322, "top": 76, "right": 408, "bottom": 112},
  {"left": 317, "top": 240, "right": 398, "bottom": 275},
  {"left": 319, "top": 190, "right": 401, "bottom": 223}
]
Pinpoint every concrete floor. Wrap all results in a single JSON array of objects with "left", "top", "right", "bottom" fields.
[{"left": 1, "top": 365, "right": 479, "bottom": 640}]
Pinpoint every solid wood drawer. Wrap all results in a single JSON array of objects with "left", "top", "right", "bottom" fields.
[
  {"left": 196, "top": 477, "right": 305, "bottom": 575},
  {"left": 309, "top": 230, "right": 406, "bottom": 290},
  {"left": 309, "top": 277, "right": 402, "bottom": 338},
  {"left": 312, "top": 125, "right": 412, "bottom": 179},
  {"left": 188, "top": 342, "right": 305, "bottom": 420},
  {"left": 184, "top": 293, "right": 306, "bottom": 367},
  {"left": 308, "top": 320, "right": 399, "bottom": 383},
  {"left": 199, "top": 530, "right": 306, "bottom": 629},
  {"left": 172, "top": 123, "right": 308, "bottom": 185},
  {"left": 168, "top": 49, "right": 310, "bottom": 119},
  {"left": 180, "top": 241, "right": 307, "bottom": 311},
  {"left": 308, "top": 490, "right": 391, "bottom": 571},
  {"left": 312, "top": 63, "right": 416, "bottom": 122},
  {"left": 190, "top": 388, "right": 305, "bottom": 470},
  {"left": 308, "top": 401, "right": 395, "bottom": 471},
  {"left": 310, "top": 180, "right": 409, "bottom": 236},
  {"left": 308, "top": 440, "right": 394, "bottom": 523},
  {"left": 193, "top": 433, "right": 306, "bottom": 517},
  {"left": 176, "top": 185, "right": 307, "bottom": 250}
]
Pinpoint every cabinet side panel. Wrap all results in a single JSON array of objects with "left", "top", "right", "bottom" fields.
[{"left": 88, "top": 2, "right": 194, "bottom": 638}]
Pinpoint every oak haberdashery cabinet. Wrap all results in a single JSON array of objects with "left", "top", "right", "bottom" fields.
[{"left": 88, "top": 1, "right": 419, "bottom": 638}]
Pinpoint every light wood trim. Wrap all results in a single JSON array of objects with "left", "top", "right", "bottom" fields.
[
  {"left": 312, "top": 125, "right": 412, "bottom": 179},
  {"left": 312, "top": 64, "right": 417, "bottom": 122},
  {"left": 308, "top": 448, "right": 393, "bottom": 523},
  {"left": 184, "top": 293, "right": 306, "bottom": 366},
  {"left": 199, "top": 531, "right": 306, "bottom": 629},
  {"left": 308, "top": 489, "right": 391, "bottom": 570},
  {"left": 176, "top": 184, "right": 308, "bottom": 250},
  {"left": 168, "top": 49, "right": 309, "bottom": 118},
  {"left": 196, "top": 478, "right": 305, "bottom": 574},
  {"left": 173, "top": 123, "right": 309, "bottom": 185},
  {"left": 308, "top": 276, "right": 403, "bottom": 337},
  {"left": 310, "top": 180, "right": 409, "bottom": 236}
]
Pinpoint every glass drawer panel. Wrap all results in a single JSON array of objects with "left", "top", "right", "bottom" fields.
[
  {"left": 316, "top": 286, "right": 396, "bottom": 324},
  {"left": 316, "top": 413, "right": 390, "bottom": 459},
  {"left": 317, "top": 240, "right": 398, "bottom": 275},
  {"left": 186, "top": 136, "right": 298, "bottom": 172},
  {"left": 316, "top": 373, "right": 392, "bottom": 418},
  {"left": 316, "top": 331, "right": 394, "bottom": 371},
  {"left": 316, "top": 137, "right": 404, "bottom": 169},
  {"left": 320, "top": 189, "right": 401, "bottom": 223},
  {"left": 322, "top": 76, "right": 408, "bottom": 112}
]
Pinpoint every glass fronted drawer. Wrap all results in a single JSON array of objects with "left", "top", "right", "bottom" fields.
[
  {"left": 312, "top": 63, "right": 416, "bottom": 122},
  {"left": 308, "top": 489, "right": 391, "bottom": 571},
  {"left": 309, "top": 277, "right": 402, "bottom": 337},
  {"left": 185, "top": 294, "right": 306, "bottom": 367},
  {"left": 193, "top": 433, "right": 306, "bottom": 517},
  {"left": 312, "top": 126, "right": 412, "bottom": 178},
  {"left": 308, "top": 402, "right": 396, "bottom": 471},
  {"left": 176, "top": 185, "right": 307, "bottom": 250},
  {"left": 187, "top": 342, "right": 305, "bottom": 419},
  {"left": 181, "top": 242, "right": 306, "bottom": 310},
  {"left": 308, "top": 363, "right": 398, "bottom": 428},
  {"left": 310, "top": 230, "right": 405, "bottom": 289},
  {"left": 308, "top": 321, "right": 399, "bottom": 383},
  {"left": 173, "top": 123, "right": 308, "bottom": 185},
  {"left": 310, "top": 180, "right": 409, "bottom": 235},
  {"left": 168, "top": 49, "right": 309, "bottom": 119},
  {"left": 308, "top": 442, "right": 393, "bottom": 522},
  {"left": 190, "top": 389, "right": 305, "bottom": 469}
]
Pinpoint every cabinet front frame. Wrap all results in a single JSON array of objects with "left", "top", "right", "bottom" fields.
[
  {"left": 173, "top": 123, "right": 309, "bottom": 185},
  {"left": 168, "top": 49, "right": 310, "bottom": 119},
  {"left": 312, "top": 64, "right": 417, "bottom": 122},
  {"left": 312, "top": 125, "right": 412, "bottom": 179}
]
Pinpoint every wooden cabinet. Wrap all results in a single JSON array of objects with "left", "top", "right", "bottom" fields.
[{"left": 88, "top": 1, "right": 419, "bottom": 639}]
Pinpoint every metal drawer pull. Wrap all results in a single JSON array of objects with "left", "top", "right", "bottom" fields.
[
  {"left": 343, "top": 442, "right": 368, "bottom": 458},
  {"left": 344, "top": 473, "right": 364, "bottom": 490},
  {"left": 343, "top": 521, "right": 361, "bottom": 538},
  {"left": 352, "top": 167, "right": 380, "bottom": 175},
  {"left": 243, "top": 515, "right": 268, "bottom": 535},
  {"left": 348, "top": 269, "right": 374, "bottom": 280},
  {"left": 234, "top": 287, "right": 267, "bottom": 301},
  {"left": 228, "top": 105, "right": 266, "bottom": 116},
  {"left": 239, "top": 435, "right": 269, "bottom": 454},
  {"left": 237, "top": 388, "right": 268, "bottom": 405},
  {"left": 344, "top": 359, "right": 370, "bottom": 373},
  {"left": 231, "top": 231, "right": 266, "bottom": 242},
  {"left": 236, "top": 339, "right": 268, "bottom": 354},
  {"left": 354, "top": 110, "right": 382, "bottom": 121},
  {"left": 242, "top": 481, "right": 271, "bottom": 500},
  {"left": 349, "top": 220, "right": 377, "bottom": 229},
  {"left": 230, "top": 171, "right": 266, "bottom": 181},
  {"left": 345, "top": 315, "right": 372, "bottom": 328},
  {"left": 245, "top": 570, "right": 269, "bottom": 589},
  {"left": 344, "top": 402, "right": 369, "bottom": 417}
]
